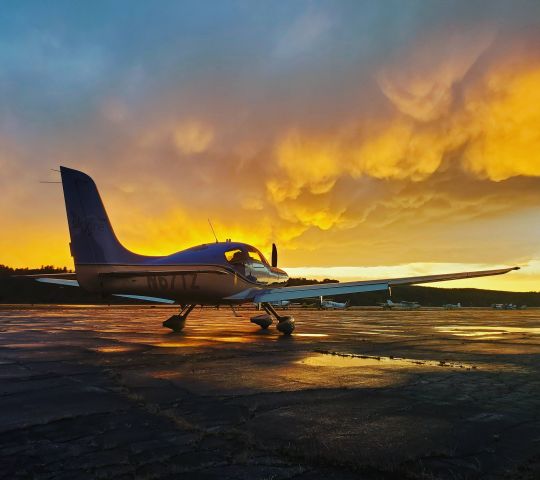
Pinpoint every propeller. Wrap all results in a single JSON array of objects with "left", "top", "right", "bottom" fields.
[{"left": 271, "top": 243, "right": 278, "bottom": 268}]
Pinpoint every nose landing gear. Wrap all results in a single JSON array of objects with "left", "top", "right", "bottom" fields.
[{"left": 250, "top": 302, "right": 295, "bottom": 335}]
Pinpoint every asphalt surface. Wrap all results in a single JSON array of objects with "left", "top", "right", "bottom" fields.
[{"left": 1, "top": 305, "right": 540, "bottom": 479}]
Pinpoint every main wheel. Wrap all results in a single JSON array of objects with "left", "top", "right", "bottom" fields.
[{"left": 276, "top": 316, "right": 295, "bottom": 335}]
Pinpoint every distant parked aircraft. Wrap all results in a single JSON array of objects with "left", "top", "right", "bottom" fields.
[
  {"left": 319, "top": 297, "right": 350, "bottom": 310},
  {"left": 492, "top": 303, "right": 517, "bottom": 310},
  {"left": 25, "top": 167, "right": 520, "bottom": 335},
  {"left": 443, "top": 302, "right": 462, "bottom": 309},
  {"left": 380, "top": 299, "right": 421, "bottom": 310},
  {"left": 263, "top": 300, "right": 290, "bottom": 309}
]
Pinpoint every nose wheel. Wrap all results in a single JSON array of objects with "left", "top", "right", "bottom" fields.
[
  {"left": 250, "top": 313, "right": 273, "bottom": 329},
  {"left": 163, "top": 304, "right": 195, "bottom": 332},
  {"left": 251, "top": 303, "right": 295, "bottom": 335}
]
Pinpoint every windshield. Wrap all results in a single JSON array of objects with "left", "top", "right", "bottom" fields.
[
  {"left": 224, "top": 247, "right": 268, "bottom": 266},
  {"left": 246, "top": 249, "right": 264, "bottom": 264},
  {"left": 225, "top": 249, "right": 246, "bottom": 264}
]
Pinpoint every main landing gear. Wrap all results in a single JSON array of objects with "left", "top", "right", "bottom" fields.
[
  {"left": 163, "top": 304, "right": 195, "bottom": 332},
  {"left": 163, "top": 302, "right": 295, "bottom": 336},
  {"left": 250, "top": 302, "right": 295, "bottom": 335}
]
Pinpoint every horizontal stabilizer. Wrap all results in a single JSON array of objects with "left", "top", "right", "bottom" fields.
[
  {"left": 34, "top": 278, "right": 174, "bottom": 303},
  {"left": 14, "top": 273, "right": 77, "bottom": 279},
  {"left": 112, "top": 294, "right": 175, "bottom": 304},
  {"left": 35, "top": 278, "right": 80, "bottom": 287}
]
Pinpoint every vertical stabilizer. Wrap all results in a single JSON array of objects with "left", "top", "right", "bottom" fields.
[{"left": 60, "top": 166, "right": 146, "bottom": 264}]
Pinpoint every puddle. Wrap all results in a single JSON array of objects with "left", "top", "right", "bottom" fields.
[
  {"left": 435, "top": 326, "right": 540, "bottom": 337},
  {"left": 3, "top": 343, "right": 49, "bottom": 349},
  {"left": 354, "top": 331, "right": 405, "bottom": 337},
  {"left": 90, "top": 345, "right": 141, "bottom": 353},
  {"left": 299, "top": 351, "right": 477, "bottom": 370},
  {"left": 152, "top": 335, "right": 270, "bottom": 347},
  {"left": 151, "top": 340, "right": 212, "bottom": 348},
  {"left": 148, "top": 370, "right": 183, "bottom": 379},
  {"left": 295, "top": 333, "right": 329, "bottom": 338}
]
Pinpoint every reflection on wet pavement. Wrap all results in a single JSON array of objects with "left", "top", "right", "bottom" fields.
[
  {"left": 299, "top": 351, "right": 478, "bottom": 370},
  {"left": 1, "top": 305, "right": 540, "bottom": 479},
  {"left": 435, "top": 325, "right": 540, "bottom": 336}
]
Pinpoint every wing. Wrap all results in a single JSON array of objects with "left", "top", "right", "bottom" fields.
[{"left": 225, "top": 267, "right": 520, "bottom": 303}]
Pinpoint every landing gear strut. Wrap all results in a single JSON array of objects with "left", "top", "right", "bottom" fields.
[
  {"left": 163, "top": 304, "right": 195, "bottom": 332},
  {"left": 250, "top": 302, "right": 295, "bottom": 335}
]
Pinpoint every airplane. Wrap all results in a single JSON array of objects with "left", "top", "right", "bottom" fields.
[
  {"left": 270, "top": 300, "right": 291, "bottom": 309},
  {"left": 26, "top": 167, "right": 520, "bottom": 335},
  {"left": 492, "top": 303, "right": 518, "bottom": 310},
  {"left": 319, "top": 297, "right": 349, "bottom": 310},
  {"left": 443, "top": 302, "right": 462, "bottom": 309},
  {"left": 255, "top": 300, "right": 290, "bottom": 310},
  {"left": 380, "top": 299, "right": 421, "bottom": 310}
]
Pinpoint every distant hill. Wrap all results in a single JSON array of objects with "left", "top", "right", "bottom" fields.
[
  {"left": 344, "top": 285, "right": 540, "bottom": 307},
  {"left": 1, "top": 266, "right": 539, "bottom": 306},
  {"left": 289, "top": 277, "right": 540, "bottom": 307}
]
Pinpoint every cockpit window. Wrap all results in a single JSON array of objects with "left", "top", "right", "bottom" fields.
[
  {"left": 247, "top": 250, "right": 264, "bottom": 264},
  {"left": 225, "top": 249, "right": 245, "bottom": 263},
  {"left": 225, "top": 247, "right": 268, "bottom": 265}
]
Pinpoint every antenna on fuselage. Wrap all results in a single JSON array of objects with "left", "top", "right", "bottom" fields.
[{"left": 208, "top": 218, "right": 219, "bottom": 243}]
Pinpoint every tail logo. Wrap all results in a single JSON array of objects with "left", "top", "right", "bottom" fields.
[{"left": 68, "top": 210, "right": 106, "bottom": 237}]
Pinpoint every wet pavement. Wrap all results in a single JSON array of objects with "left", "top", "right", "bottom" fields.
[{"left": 1, "top": 305, "right": 540, "bottom": 479}]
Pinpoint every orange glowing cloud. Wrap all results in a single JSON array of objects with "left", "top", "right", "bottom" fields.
[
  {"left": 173, "top": 120, "right": 214, "bottom": 155},
  {"left": 463, "top": 66, "right": 540, "bottom": 180}
]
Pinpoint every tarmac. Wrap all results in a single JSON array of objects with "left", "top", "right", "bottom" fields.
[{"left": 1, "top": 305, "right": 540, "bottom": 479}]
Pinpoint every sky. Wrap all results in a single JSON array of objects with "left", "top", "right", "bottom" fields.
[{"left": 1, "top": 0, "right": 540, "bottom": 291}]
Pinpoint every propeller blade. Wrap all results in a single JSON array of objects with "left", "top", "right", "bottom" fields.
[{"left": 271, "top": 243, "right": 278, "bottom": 267}]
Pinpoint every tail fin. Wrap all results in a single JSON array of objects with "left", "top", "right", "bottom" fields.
[{"left": 60, "top": 166, "right": 146, "bottom": 265}]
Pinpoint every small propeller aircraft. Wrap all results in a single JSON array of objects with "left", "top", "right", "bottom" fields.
[
  {"left": 29, "top": 167, "right": 520, "bottom": 335},
  {"left": 319, "top": 297, "right": 350, "bottom": 310},
  {"left": 443, "top": 302, "right": 462, "bottom": 309},
  {"left": 380, "top": 299, "right": 421, "bottom": 310}
]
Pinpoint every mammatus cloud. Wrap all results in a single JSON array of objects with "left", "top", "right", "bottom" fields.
[
  {"left": 377, "top": 27, "right": 495, "bottom": 122},
  {"left": 265, "top": 34, "right": 540, "bottom": 239},
  {"left": 462, "top": 66, "right": 540, "bottom": 180}
]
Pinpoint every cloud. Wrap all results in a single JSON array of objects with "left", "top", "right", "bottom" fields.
[
  {"left": 172, "top": 121, "right": 214, "bottom": 155},
  {"left": 377, "top": 27, "right": 494, "bottom": 121},
  {"left": 273, "top": 9, "right": 334, "bottom": 59},
  {"left": 462, "top": 65, "right": 540, "bottom": 180}
]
